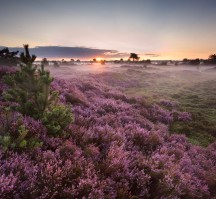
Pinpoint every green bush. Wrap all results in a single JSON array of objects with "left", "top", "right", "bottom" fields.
[
  {"left": 3, "top": 44, "right": 58, "bottom": 119},
  {"left": 2, "top": 44, "right": 74, "bottom": 139},
  {"left": 42, "top": 105, "right": 74, "bottom": 136},
  {"left": 0, "top": 124, "right": 42, "bottom": 152},
  {"left": 0, "top": 109, "right": 43, "bottom": 152}
]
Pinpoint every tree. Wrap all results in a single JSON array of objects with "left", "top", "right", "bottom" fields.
[
  {"left": 0, "top": 48, "right": 19, "bottom": 66},
  {"left": 189, "top": 58, "right": 200, "bottom": 65},
  {"left": 4, "top": 44, "right": 57, "bottom": 119},
  {"left": 209, "top": 54, "right": 216, "bottom": 60},
  {"left": 146, "top": 59, "right": 151, "bottom": 64},
  {"left": 53, "top": 61, "right": 59, "bottom": 67},
  {"left": 3, "top": 44, "right": 73, "bottom": 136},
  {"left": 129, "top": 53, "right": 139, "bottom": 61},
  {"left": 208, "top": 54, "right": 216, "bottom": 64},
  {"left": 100, "top": 60, "right": 105, "bottom": 65},
  {"left": 61, "top": 59, "right": 67, "bottom": 64},
  {"left": 41, "top": 58, "right": 49, "bottom": 66}
]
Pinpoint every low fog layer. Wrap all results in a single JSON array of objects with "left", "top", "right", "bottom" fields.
[{"left": 47, "top": 63, "right": 216, "bottom": 80}]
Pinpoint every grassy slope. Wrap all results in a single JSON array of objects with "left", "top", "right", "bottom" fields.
[{"left": 115, "top": 67, "right": 216, "bottom": 146}]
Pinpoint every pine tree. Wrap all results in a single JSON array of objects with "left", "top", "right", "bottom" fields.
[{"left": 3, "top": 44, "right": 58, "bottom": 119}]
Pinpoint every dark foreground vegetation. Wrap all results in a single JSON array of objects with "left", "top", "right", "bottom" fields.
[{"left": 0, "top": 46, "right": 216, "bottom": 198}]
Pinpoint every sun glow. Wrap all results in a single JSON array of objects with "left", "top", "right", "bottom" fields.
[{"left": 96, "top": 57, "right": 102, "bottom": 61}]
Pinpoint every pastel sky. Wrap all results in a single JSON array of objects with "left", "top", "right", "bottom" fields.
[{"left": 0, "top": 0, "right": 216, "bottom": 60}]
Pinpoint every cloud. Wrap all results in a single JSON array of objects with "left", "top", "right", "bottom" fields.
[
  {"left": 0, "top": 46, "right": 129, "bottom": 60},
  {"left": 144, "top": 53, "right": 160, "bottom": 57}
]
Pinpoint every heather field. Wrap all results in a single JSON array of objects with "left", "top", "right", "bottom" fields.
[
  {"left": 50, "top": 63, "right": 216, "bottom": 146},
  {"left": 1, "top": 0, "right": 216, "bottom": 198},
  {"left": 1, "top": 62, "right": 216, "bottom": 198}
]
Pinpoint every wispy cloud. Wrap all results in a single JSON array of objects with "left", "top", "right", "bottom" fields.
[{"left": 144, "top": 53, "right": 160, "bottom": 57}]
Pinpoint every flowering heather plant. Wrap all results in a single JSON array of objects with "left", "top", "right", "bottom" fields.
[
  {"left": 176, "top": 111, "right": 192, "bottom": 122},
  {"left": 0, "top": 68, "right": 216, "bottom": 198},
  {"left": 0, "top": 66, "right": 16, "bottom": 79},
  {"left": 0, "top": 109, "right": 45, "bottom": 151},
  {"left": 160, "top": 99, "right": 179, "bottom": 108}
]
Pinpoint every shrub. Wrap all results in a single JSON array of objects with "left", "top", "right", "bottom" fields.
[
  {"left": 42, "top": 105, "right": 73, "bottom": 136},
  {"left": 3, "top": 45, "right": 58, "bottom": 119},
  {"left": 0, "top": 109, "right": 44, "bottom": 151},
  {"left": 2, "top": 45, "right": 73, "bottom": 137}
]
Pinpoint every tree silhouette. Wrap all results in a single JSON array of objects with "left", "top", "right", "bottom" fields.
[
  {"left": 0, "top": 47, "right": 19, "bottom": 66},
  {"left": 209, "top": 54, "right": 216, "bottom": 60},
  {"left": 53, "top": 61, "right": 59, "bottom": 67},
  {"left": 146, "top": 59, "right": 151, "bottom": 64},
  {"left": 129, "top": 53, "right": 139, "bottom": 61},
  {"left": 100, "top": 60, "right": 105, "bottom": 65},
  {"left": 208, "top": 54, "right": 216, "bottom": 64},
  {"left": 189, "top": 58, "right": 200, "bottom": 65},
  {"left": 41, "top": 58, "right": 49, "bottom": 66}
]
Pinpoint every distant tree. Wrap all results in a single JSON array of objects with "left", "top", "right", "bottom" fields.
[
  {"left": 76, "top": 59, "right": 80, "bottom": 62},
  {"left": 209, "top": 54, "right": 216, "bottom": 60},
  {"left": 41, "top": 58, "right": 49, "bottom": 66},
  {"left": 189, "top": 58, "right": 200, "bottom": 65},
  {"left": 120, "top": 58, "right": 124, "bottom": 62},
  {"left": 70, "top": 59, "right": 75, "bottom": 65},
  {"left": 129, "top": 53, "right": 139, "bottom": 61},
  {"left": 100, "top": 60, "right": 105, "bottom": 65},
  {"left": 146, "top": 59, "right": 151, "bottom": 64},
  {"left": 0, "top": 48, "right": 19, "bottom": 66},
  {"left": 183, "top": 58, "right": 188, "bottom": 62},
  {"left": 61, "top": 59, "right": 68, "bottom": 65},
  {"left": 208, "top": 54, "right": 216, "bottom": 64},
  {"left": 158, "top": 61, "right": 168, "bottom": 66},
  {"left": 53, "top": 61, "right": 59, "bottom": 67},
  {"left": 93, "top": 58, "right": 96, "bottom": 62}
]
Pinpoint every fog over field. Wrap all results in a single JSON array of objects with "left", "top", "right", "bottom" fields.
[
  {"left": 48, "top": 63, "right": 216, "bottom": 77},
  {"left": 47, "top": 63, "right": 216, "bottom": 146}
]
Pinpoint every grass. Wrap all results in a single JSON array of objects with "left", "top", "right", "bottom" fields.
[{"left": 113, "top": 67, "right": 216, "bottom": 147}]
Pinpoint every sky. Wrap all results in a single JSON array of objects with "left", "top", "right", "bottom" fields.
[{"left": 0, "top": 0, "right": 216, "bottom": 60}]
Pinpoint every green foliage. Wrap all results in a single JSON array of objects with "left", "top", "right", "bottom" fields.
[
  {"left": 42, "top": 105, "right": 74, "bottom": 136},
  {"left": 0, "top": 112, "right": 42, "bottom": 152},
  {"left": 3, "top": 44, "right": 58, "bottom": 119},
  {"left": 2, "top": 44, "right": 74, "bottom": 139}
]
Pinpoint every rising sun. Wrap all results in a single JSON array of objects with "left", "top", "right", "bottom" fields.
[{"left": 96, "top": 57, "right": 102, "bottom": 61}]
